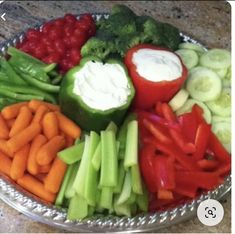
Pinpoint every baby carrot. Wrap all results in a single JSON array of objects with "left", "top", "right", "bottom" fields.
[
  {"left": 55, "top": 111, "right": 81, "bottom": 139},
  {"left": 0, "top": 151, "right": 12, "bottom": 176},
  {"left": 28, "top": 99, "right": 60, "bottom": 112},
  {"left": 32, "top": 105, "right": 49, "bottom": 124},
  {"left": 7, "top": 123, "right": 41, "bottom": 154},
  {"left": 27, "top": 134, "right": 47, "bottom": 175},
  {"left": 17, "top": 174, "right": 56, "bottom": 203},
  {"left": 35, "top": 173, "right": 47, "bottom": 183},
  {"left": 65, "top": 134, "right": 74, "bottom": 147},
  {"left": 0, "top": 113, "right": 9, "bottom": 139},
  {"left": 42, "top": 112, "right": 59, "bottom": 140},
  {"left": 1, "top": 102, "right": 28, "bottom": 120},
  {"left": 44, "top": 157, "right": 67, "bottom": 194},
  {"left": 38, "top": 164, "right": 51, "bottom": 174},
  {"left": 6, "top": 119, "right": 15, "bottom": 129},
  {"left": 10, "top": 144, "right": 30, "bottom": 180},
  {"left": 0, "top": 139, "right": 13, "bottom": 157},
  {"left": 9, "top": 106, "right": 33, "bottom": 137},
  {"left": 36, "top": 135, "right": 65, "bottom": 166}
]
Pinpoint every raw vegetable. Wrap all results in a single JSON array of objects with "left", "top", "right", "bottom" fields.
[
  {"left": 82, "top": 5, "right": 181, "bottom": 60},
  {"left": 125, "top": 44, "right": 187, "bottom": 109},
  {"left": 175, "top": 49, "right": 198, "bottom": 69},
  {"left": 0, "top": 101, "right": 81, "bottom": 203},
  {"left": 59, "top": 57, "right": 135, "bottom": 131},
  {"left": 168, "top": 89, "right": 189, "bottom": 111},
  {"left": 178, "top": 42, "right": 205, "bottom": 55}
]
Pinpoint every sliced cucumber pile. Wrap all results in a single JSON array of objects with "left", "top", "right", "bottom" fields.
[{"left": 170, "top": 43, "right": 231, "bottom": 152}]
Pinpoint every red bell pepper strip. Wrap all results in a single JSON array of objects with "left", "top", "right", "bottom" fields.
[
  {"left": 178, "top": 112, "right": 198, "bottom": 143},
  {"left": 193, "top": 123, "right": 211, "bottom": 160},
  {"left": 154, "top": 155, "right": 175, "bottom": 190},
  {"left": 197, "top": 159, "right": 219, "bottom": 171},
  {"left": 155, "top": 102, "right": 163, "bottom": 117},
  {"left": 161, "top": 102, "right": 177, "bottom": 122},
  {"left": 154, "top": 141, "right": 199, "bottom": 171},
  {"left": 208, "top": 132, "right": 231, "bottom": 163},
  {"left": 142, "top": 118, "right": 172, "bottom": 144},
  {"left": 158, "top": 189, "right": 174, "bottom": 200},
  {"left": 125, "top": 44, "right": 188, "bottom": 109},
  {"left": 192, "top": 104, "right": 206, "bottom": 124},
  {"left": 139, "top": 144, "right": 158, "bottom": 193},
  {"left": 169, "top": 128, "right": 196, "bottom": 154},
  {"left": 215, "top": 162, "right": 231, "bottom": 177}
]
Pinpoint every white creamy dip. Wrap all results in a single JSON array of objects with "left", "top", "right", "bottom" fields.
[
  {"left": 132, "top": 49, "right": 183, "bottom": 82},
  {"left": 73, "top": 61, "right": 131, "bottom": 111}
]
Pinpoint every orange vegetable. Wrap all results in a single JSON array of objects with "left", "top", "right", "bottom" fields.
[
  {"left": 28, "top": 99, "right": 60, "bottom": 112},
  {"left": 1, "top": 102, "right": 27, "bottom": 119},
  {"left": 0, "top": 139, "right": 13, "bottom": 157},
  {"left": 17, "top": 174, "right": 56, "bottom": 203},
  {"left": 0, "top": 113, "right": 9, "bottom": 139},
  {"left": 9, "top": 106, "right": 33, "bottom": 137},
  {"left": 65, "top": 134, "right": 74, "bottom": 147},
  {"left": 0, "top": 151, "right": 12, "bottom": 176},
  {"left": 32, "top": 105, "right": 49, "bottom": 124},
  {"left": 36, "top": 135, "right": 65, "bottom": 165},
  {"left": 55, "top": 111, "right": 81, "bottom": 139},
  {"left": 35, "top": 173, "right": 47, "bottom": 182},
  {"left": 158, "top": 189, "right": 174, "bottom": 200},
  {"left": 42, "top": 112, "right": 59, "bottom": 139},
  {"left": 27, "top": 134, "right": 47, "bottom": 175},
  {"left": 10, "top": 144, "right": 30, "bottom": 180},
  {"left": 44, "top": 158, "right": 67, "bottom": 194},
  {"left": 7, "top": 123, "right": 41, "bottom": 154},
  {"left": 6, "top": 119, "right": 15, "bottom": 129},
  {"left": 38, "top": 164, "right": 51, "bottom": 174}
]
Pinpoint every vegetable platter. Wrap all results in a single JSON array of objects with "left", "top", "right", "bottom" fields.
[{"left": 0, "top": 6, "right": 231, "bottom": 233}]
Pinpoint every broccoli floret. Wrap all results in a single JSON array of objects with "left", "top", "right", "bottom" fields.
[
  {"left": 81, "top": 37, "right": 116, "bottom": 60},
  {"left": 111, "top": 4, "right": 136, "bottom": 18},
  {"left": 161, "top": 23, "right": 181, "bottom": 50}
]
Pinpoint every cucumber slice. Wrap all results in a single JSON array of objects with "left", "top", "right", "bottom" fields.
[
  {"left": 213, "top": 68, "right": 227, "bottom": 79},
  {"left": 212, "top": 121, "right": 231, "bottom": 153},
  {"left": 212, "top": 115, "right": 231, "bottom": 124},
  {"left": 222, "top": 66, "right": 231, "bottom": 88},
  {"left": 176, "top": 99, "right": 211, "bottom": 123},
  {"left": 206, "top": 88, "right": 231, "bottom": 117},
  {"left": 178, "top": 42, "right": 205, "bottom": 54},
  {"left": 168, "top": 89, "right": 189, "bottom": 111},
  {"left": 200, "top": 49, "right": 231, "bottom": 69},
  {"left": 175, "top": 49, "right": 199, "bottom": 69},
  {"left": 186, "top": 67, "right": 222, "bottom": 102}
]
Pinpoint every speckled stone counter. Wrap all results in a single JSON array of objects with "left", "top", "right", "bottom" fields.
[{"left": 0, "top": 1, "right": 231, "bottom": 233}]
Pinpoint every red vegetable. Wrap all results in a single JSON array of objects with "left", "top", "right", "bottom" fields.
[{"left": 125, "top": 44, "right": 187, "bottom": 109}]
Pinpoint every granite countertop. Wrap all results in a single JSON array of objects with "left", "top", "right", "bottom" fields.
[{"left": 0, "top": 1, "right": 231, "bottom": 233}]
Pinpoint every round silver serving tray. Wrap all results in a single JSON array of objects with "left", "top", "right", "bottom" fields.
[{"left": 0, "top": 13, "right": 231, "bottom": 233}]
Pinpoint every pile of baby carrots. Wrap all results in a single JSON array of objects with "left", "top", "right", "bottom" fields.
[{"left": 0, "top": 99, "right": 81, "bottom": 203}]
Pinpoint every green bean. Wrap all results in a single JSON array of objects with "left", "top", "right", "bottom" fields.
[{"left": 51, "top": 74, "right": 63, "bottom": 85}]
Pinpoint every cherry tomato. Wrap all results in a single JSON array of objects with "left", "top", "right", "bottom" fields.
[
  {"left": 45, "top": 44, "right": 56, "bottom": 54},
  {"left": 53, "top": 18, "right": 65, "bottom": 27},
  {"left": 75, "top": 20, "right": 90, "bottom": 32},
  {"left": 43, "top": 52, "right": 60, "bottom": 64},
  {"left": 80, "top": 13, "right": 94, "bottom": 24},
  {"left": 26, "top": 29, "right": 41, "bottom": 41},
  {"left": 33, "top": 44, "right": 47, "bottom": 59},
  {"left": 40, "top": 37, "right": 53, "bottom": 47},
  {"left": 20, "top": 44, "right": 31, "bottom": 53},
  {"left": 27, "top": 41, "right": 38, "bottom": 52},
  {"left": 64, "top": 13, "right": 77, "bottom": 24},
  {"left": 63, "top": 37, "right": 72, "bottom": 48},
  {"left": 63, "top": 25, "right": 74, "bottom": 37},
  {"left": 73, "top": 28, "right": 88, "bottom": 40},
  {"left": 87, "top": 23, "right": 96, "bottom": 37},
  {"left": 41, "top": 22, "right": 53, "bottom": 35},
  {"left": 67, "top": 48, "right": 81, "bottom": 63},
  {"left": 54, "top": 39, "right": 66, "bottom": 56},
  {"left": 48, "top": 27, "right": 63, "bottom": 40}
]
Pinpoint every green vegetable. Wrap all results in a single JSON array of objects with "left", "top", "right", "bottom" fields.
[
  {"left": 113, "top": 160, "right": 125, "bottom": 194},
  {"left": 99, "top": 186, "right": 113, "bottom": 210},
  {"left": 131, "top": 165, "right": 143, "bottom": 195},
  {"left": 59, "top": 57, "right": 135, "bottom": 132},
  {"left": 58, "top": 141, "right": 85, "bottom": 164},
  {"left": 65, "top": 163, "right": 79, "bottom": 199}
]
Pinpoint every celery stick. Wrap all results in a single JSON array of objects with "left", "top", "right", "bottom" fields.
[
  {"left": 91, "top": 122, "right": 117, "bottom": 171},
  {"left": 124, "top": 120, "right": 138, "bottom": 169},
  {"left": 116, "top": 170, "right": 132, "bottom": 205},
  {"left": 131, "top": 164, "right": 143, "bottom": 195},
  {"left": 72, "top": 135, "right": 90, "bottom": 197},
  {"left": 84, "top": 131, "right": 100, "bottom": 206},
  {"left": 114, "top": 196, "right": 131, "bottom": 217},
  {"left": 58, "top": 142, "right": 84, "bottom": 164},
  {"left": 91, "top": 143, "right": 101, "bottom": 171},
  {"left": 126, "top": 191, "right": 136, "bottom": 205},
  {"left": 67, "top": 194, "right": 88, "bottom": 220},
  {"left": 113, "top": 160, "right": 125, "bottom": 194},
  {"left": 99, "top": 186, "right": 113, "bottom": 210},
  {"left": 100, "top": 130, "right": 118, "bottom": 187},
  {"left": 117, "top": 113, "right": 136, "bottom": 160},
  {"left": 136, "top": 185, "right": 149, "bottom": 212},
  {"left": 65, "top": 163, "right": 79, "bottom": 199},
  {"left": 55, "top": 164, "right": 74, "bottom": 206},
  {"left": 88, "top": 205, "right": 95, "bottom": 216}
]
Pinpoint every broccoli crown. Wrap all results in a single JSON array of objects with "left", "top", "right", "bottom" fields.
[{"left": 81, "top": 37, "right": 116, "bottom": 60}]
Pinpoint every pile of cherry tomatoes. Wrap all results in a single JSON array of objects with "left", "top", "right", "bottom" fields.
[{"left": 17, "top": 13, "right": 96, "bottom": 73}]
